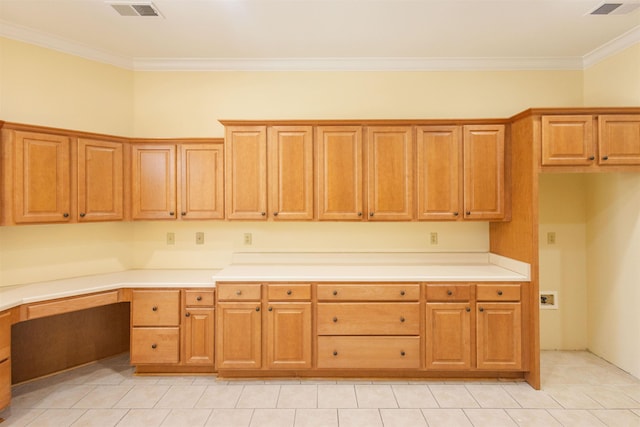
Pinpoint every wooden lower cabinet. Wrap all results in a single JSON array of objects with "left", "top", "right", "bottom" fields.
[
  {"left": 0, "top": 311, "right": 11, "bottom": 410},
  {"left": 476, "top": 302, "right": 522, "bottom": 370},
  {"left": 425, "top": 303, "right": 472, "bottom": 370},
  {"left": 130, "top": 327, "right": 180, "bottom": 364},
  {"left": 183, "top": 308, "right": 215, "bottom": 365},
  {"left": 266, "top": 302, "right": 312, "bottom": 369},
  {"left": 317, "top": 336, "right": 420, "bottom": 369},
  {"left": 216, "top": 302, "right": 262, "bottom": 369}
]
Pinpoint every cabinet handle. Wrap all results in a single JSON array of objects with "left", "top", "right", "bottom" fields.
[
  {"left": 236, "top": 290, "right": 242, "bottom": 296},
  {"left": 181, "top": 212, "right": 186, "bottom": 216},
  {"left": 79, "top": 213, "right": 86, "bottom": 218},
  {"left": 400, "top": 290, "right": 405, "bottom": 296},
  {"left": 479, "top": 307, "right": 484, "bottom": 312},
  {"left": 256, "top": 306, "right": 260, "bottom": 312},
  {"left": 63, "top": 213, "right": 69, "bottom": 218},
  {"left": 589, "top": 156, "right": 595, "bottom": 161},
  {"left": 152, "top": 306, "right": 158, "bottom": 311},
  {"left": 151, "top": 344, "right": 157, "bottom": 349},
  {"left": 287, "top": 290, "right": 292, "bottom": 295},
  {"left": 466, "top": 307, "right": 471, "bottom": 312},
  {"left": 332, "top": 317, "right": 338, "bottom": 323},
  {"left": 185, "top": 312, "right": 190, "bottom": 317},
  {"left": 261, "top": 212, "right": 266, "bottom": 216},
  {"left": 273, "top": 212, "right": 279, "bottom": 216},
  {"left": 333, "top": 290, "right": 338, "bottom": 296},
  {"left": 400, "top": 317, "right": 405, "bottom": 323},
  {"left": 453, "top": 212, "right": 459, "bottom": 216},
  {"left": 447, "top": 290, "right": 453, "bottom": 296},
  {"left": 357, "top": 212, "right": 362, "bottom": 217},
  {"left": 602, "top": 156, "right": 609, "bottom": 161},
  {"left": 196, "top": 296, "right": 202, "bottom": 301},
  {"left": 268, "top": 307, "right": 273, "bottom": 311},
  {"left": 369, "top": 212, "right": 374, "bottom": 217},
  {"left": 497, "top": 290, "right": 503, "bottom": 296},
  {"left": 333, "top": 351, "right": 338, "bottom": 356},
  {"left": 169, "top": 211, "right": 175, "bottom": 216},
  {"left": 400, "top": 351, "right": 406, "bottom": 357}
]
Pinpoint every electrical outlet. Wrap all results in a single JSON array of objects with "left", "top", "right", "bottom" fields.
[
  {"left": 540, "top": 291, "right": 558, "bottom": 309},
  {"left": 430, "top": 232, "right": 438, "bottom": 245},
  {"left": 196, "top": 232, "right": 204, "bottom": 245},
  {"left": 166, "top": 232, "right": 175, "bottom": 245},
  {"left": 243, "top": 233, "right": 252, "bottom": 245},
  {"left": 547, "top": 232, "right": 556, "bottom": 245}
]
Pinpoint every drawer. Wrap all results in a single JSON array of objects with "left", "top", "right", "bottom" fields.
[
  {"left": 317, "top": 303, "right": 420, "bottom": 335},
  {"left": 132, "top": 290, "right": 180, "bottom": 326},
  {"left": 185, "top": 290, "right": 215, "bottom": 307},
  {"left": 317, "top": 336, "right": 420, "bottom": 369},
  {"left": 267, "top": 284, "right": 311, "bottom": 301},
  {"left": 0, "top": 312, "right": 10, "bottom": 362},
  {"left": 476, "top": 284, "right": 521, "bottom": 302},
  {"left": 426, "top": 284, "right": 471, "bottom": 302},
  {"left": 217, "top": 284, "right": 261, "bottom": 301},
  {"left": 130, "top": 327, "right": 180, "bottom": 364},
  {"left": 317, "top": 284, "right": 419, "bottom": 301},
  {"left": 0, "top": 359, "right": 10, "bottom": 410}
]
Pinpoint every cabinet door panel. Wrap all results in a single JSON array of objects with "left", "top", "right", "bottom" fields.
[
  {"left": 317, "top": 303, "right": 420, "bottom": 335},
  {"left": 216, "top": 303, "right": 262, "bottom": 369},
  {"left": 476, "top": 302, "right": 522, "bottom": 370},
  {"left": 541, "top": 115, "right": 594, "bottom": 166},
  {"left": 598, "top": 115, "right": 640, "bottom": 165},
  {"left": 225, "top": 126, "right": 267, "bottom": 220},
  {"left": 78, "top": 138, "right": 123, "bottom": 221},
  {"left": 463, "top": 125, "right": 505, "bottom": 220},
  {"left": 367, "top": 126, "right": 414, "bottom": 220},
  {"left": 425, "top": 303, "right": 471, "bottom": 370},
  {"left": 317, "top": 336, "right": 420, "bottom": 369},
  {"left": 268, "top": 126, "right": 314, "bottom": 220},
  {"left": 130, "top": 327, "right": 180, "bottom": 364},
  {"left": 416, "top": 126, "right": 461, "bottom": 220},
  {"left": 183, "top": 308, "right": 215, "bottom": 365},
  {"left": 180, "top": 144, "right": 224, "bottom": 219},
  {"left": 132, "top": 145, "right": 176, "bottom": 219},
  {"left": 13, "top": 131, "right": 70, "bottom": 223},
  {"left": 266, "top": 302, "right": 311, "bottom": 369},
  {"left": 316, "top": 126, "right": 363, "bottom": 220}
]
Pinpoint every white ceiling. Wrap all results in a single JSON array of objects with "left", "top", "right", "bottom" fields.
[{"left": 0, "top": 0, "right": 639, "bottom": 70}]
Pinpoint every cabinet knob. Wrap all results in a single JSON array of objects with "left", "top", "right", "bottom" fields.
[
  {"left": 589, "top": 156, "right": 595, "bottom": 161},
  {"left": 261, "top": 212, "right": 266, "bottom": 216},
  {"left": 268, "top": 307, "right": 273, "bottom": 311},
  {"left": 497, "top": 290, "right": 503, "bottom": 296},
  {"left": 400, "top": 316, "right": 405, "bottom": 323},
  {"left": 236, "top": 290, "right": 242, "bottom": 296},
  {"left": 447, "top": 290, "right": 453, "bottom": 296},
  {"left": 479, "top": 307, "right": 484, "bottom": 312},
  {"left": 151, "top": 344, "right": 157, "bottom": 349},
  {"left": 169, "top": 211, "right": 175, "bottom": 216},
  {"left": 185, "top": 312, "right": 190, "bottom": 317},
  {"left": 602, "top": 156, "right": 609, "bottom": 161},
  {"left": 152, "top": 306, "right": 158, "bottom": 311},
  {"left": 332, "top": 317, "right": 338, "bottom": 323},
  {"left": 273, "top": 212, "right": 279, "bottom": 216},
  {"left": 333, "top": 351, "right": 338, "bottom": 356},
  {"left": 453, "top": 212, "right": 459, "bottom": 216},
  {"left": 79, "top": 213, "right": 86, "bottom": 218},
  {"left": 181, "top": 212, "right": 186, "bottom": 216},
  {"left": 196, "top": 296, "right": 202, "bottom": 301},
  {"left": 357, "top": 212, "right": 363, "bottom": 217},
  {"left": 287, "top": 290, "right": 292, "bottom": 295},
  {"left": 369, "top": 212, "right": 374, "bottom": 217},
  {"left": 400, "top": 351, "right": 406, "bottom": 357},
  {"left": 333, "top": 290, "right": 338, "bottom": 296},
  {"left": 255, "top": 306, "right": 260, "bottom": 312},
  {"left": 466, "top": 307, "right": 471, "bottom": 312},
  {"left": 63, "top": 213, "right": 69, "bottom": 218},
  {"left": 400, "top": 290, "right": 405, "bottom": 296},
  {"left": 466, "top": 211, "right": 471, "bottom": 215}
]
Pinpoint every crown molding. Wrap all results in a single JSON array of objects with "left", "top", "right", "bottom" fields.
[
  {"left": 583, "top": 25, "right": 640, "bottom": 69},
  {"left": 0, "top": 19, "right": 133, "bottom": 70}
]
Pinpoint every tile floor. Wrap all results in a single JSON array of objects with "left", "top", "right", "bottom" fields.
[{"left": 0, "top": 351, "right": 639, "bottom": 426}]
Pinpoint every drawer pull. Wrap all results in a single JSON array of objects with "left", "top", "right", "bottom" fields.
[
  {"left": 333, "top": 351, "right": 338, "bottom": 356},
  {"left": 497, "top": 290, "right": 503, "bottom": 296},
  {"left": 236, "top": 290, "right": 242, "bottom": 296},
  {"left": 400, "top": 351, "right": 406, "bottom": 357},
  {"left": 400, "top": 317, "right": 405, "bottom": 323},
  {"left": 151, "top": 344, "right": 157, "bottom": 349},
  {"left": 466, "top": 307, "right": 471, "bottom": 312},
  {"left": 152, "top": 306, "right": 158, "bottom": 312},
  {"left": 287, "top": 290, "right": 292, "bottom": 295},
  {"left": 400, "top": 290, "right": 405, "bottom": 296},
  {"left": 196, "top": 296, "right": 202, "bottom": 301},
  {"left": 185, "top": 312, "right": 191, "bottom": 317},
  {"left": 332, "top": 317, "right": 338, "bottom": 323},
  {"left": 332, "top": 290, "right": 338, "bottom": 296},
  {"left": 268, "top": 307, "right": 273, "bottom": 312},
  {"left": 447, "top": 290, "right": 453, "bottom": 296},
  {"left": 256, "top": 306, "right": 261, "bottom": 312}
]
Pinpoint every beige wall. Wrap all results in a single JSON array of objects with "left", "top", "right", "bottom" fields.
[{"left": 584, "top": 43, "right": 640, "bottom": 106}]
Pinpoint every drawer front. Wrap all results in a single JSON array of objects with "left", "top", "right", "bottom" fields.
[
  {"left": 185, "top": 290, "right": 215, "bottom": 307},
  {"left": 317, "top": 284, "right": 420, "bottom": 301},
  {"left": 217, "top": 284, "right": 262, "bottom": 301},
  {"left": 317, "top": 336, "right": 420, "bottom": 369},
  {"left": 426, "top": 284, "right": 471, "bottom": 302},
  {"left": 317, "top": 303, "right": 420, "bottom": 335},
  {"left": 476, "top": 284, "right": 521, "bottom": 302},
  {"left": 0, "top": 312, "right": 10, "bottom": 362},
  {"left": 267, "top": 284, "right": 311, "bottom": 301},
  {"left": 130, "top": 327, "right": 180, "bottom": 364},
  {"left": 132, "top": 290, "right": 180, "bottom": 326}
]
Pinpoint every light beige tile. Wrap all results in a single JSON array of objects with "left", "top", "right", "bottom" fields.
[
  {"left": 545, "top": 386, "right": 603, "bottom": 409},
  {"left": 391, "top": 385, "right": 438, "bottom": 408},
  {"left": 633, "top": 409, "right": 640, "bottom": 417},
  {"left": 160, "top": 408, "right": 213, "bottom": 426},
  {"left": 71, "top": 408, "right": 128, "bottom": 426},
  {"left": 463, "top": 409, "right": 517, "bottom": 427},
  {"left": 506, "top": 409, "right": 562, "bottom": 426},
  {"left": 205, "top": 409, "right": 253, "bottom": 427},
  {"left": 421, "top": 409, "right": 472, "bottom": 427},
  {"left": 155, "top": 376, "right": 197, "bottom": 386},
  {"left": 26, "top": 408, "right": 86, "bottom": 426},
  {"left": 337, "top": 409, "right": 383, "bottom": 427},
  {"left": 236, "top": 385, "right": 280, "bottom": 409},
  {"left": 73, "top": 385, "right": 132, "bottom": 409},
  {"left": 581, "top": 385, "right": 640, "bottom": 409},
  {"left": 81, "top": 368, "right": 128, "bottom": 385},
  {"left": 0, "top": 408, "right": 45, "bottom": 426},
  {"left": 277, "top": 385, "right": 317, "bottom": 408},
  {"left": 119, "top": 376, "right": 160, "bottom": 386},
  {"left": 466, "top": 385, "right": 520, "bottom": 408},
  {"left": 380, "top": 408, "right": 427, "bottom": 427},
  {"left": 249, "top": 408, "right": 295, "bottom": 427},
  {"left": 317, "top": 385, "right": 357, "bottom": 409},
  {"left": 155, "top": 385, "right": 207, "bottom": 409},
  {"left": 618, "top": 385, "right": 640, "bottom": 403},
  {"left": 10, "top": 384, "right": 59, "bottom": 409},
  {"left": 430, "top": 385, "right": 479, "bottom": 408},
  {"left": 591, "top": 409, "right": 640, "bottom": 426},
  {"left": 195, "top": 385, "right": 244, "bottom": 408},
  {"left": 547, "top": 409, "right": 606, "bottom": 426},
  {"left": 116, "top": 408, "right": 170, "bottom": 426},
  {"left": 34, "top": 385, "right": 96, "bottom": 409},
  {"left": 502, "top": 384, "right": 561, "bottom": 409},
  {"left": 113, "top": 385, "right": 170, "bottom": 408},
  {"left": 354, "top": 385, "right": 397, "bottom": 408},
  {"left": 293, "top": 409, "right": 338, "bottom": 427},
  {"left": 192, "top": 377, "right": 226, "bottom": 386}
]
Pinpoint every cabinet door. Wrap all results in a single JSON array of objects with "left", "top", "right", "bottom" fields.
[
  {"left": 425, "top": 303, "right": 471, "bottom": 370},
  {"left": 216, "top": 302, "right": 262, "bottom": 369},
  {"left": 225, "top": 126, "right": 267, "bottom": 220},
  {"left": 183, "top": 307, "right": 215, "bottom": 365},
  {"left": 598, "top": 115, "right": 640, "bottom": 166},
  {"left": 132, "top": 144, "right": 176, "bottom": 219},
  {"left": 0, "top": 311, "right": 11, "bottom": 411},
  {"left": 13, "top": 131, "right": 71, "bottom": 223},
  {"left": 476, "top": 302, "right": 522, "bottom": 370},
  {"left": 463, "top": 125, "right": 505, "bottom": 220},
  {"left": 266, "top": 302, "right": 311, "bottom": 369},
  {"left": 77, "top": 138, "right": 123, "bottom": 222},
  {"left": 416, "top": 126, "right": 461, "bottom": 220},
  {"left": 541, "top": 115, "right": 594, "bottom": 166},
  {"left": 366, "top": 126, "right": 414, "bottom": 220},
  {"left": 180, "top": 144, "right": 224, "bottom": 219},
  {"left": 316, "top": 126, "right": 363, "bottom": 220},
  {"left": 268, "top": 126, "right": 314, "bottom": 220}
]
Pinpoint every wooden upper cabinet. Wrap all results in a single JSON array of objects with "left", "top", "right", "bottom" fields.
[
  {"left": 12, "top": 131, "right": 71, "bottom": 223},
  {"left": 463, "top": 125, "right": 505, "bottom": 220},
  {"left": 366, "top": 126, "right": 414, "bottom": 221},
  {"left": 598, "top": 115, "right": 640, "bottom": 166},
  {"left": 77, "top": 138, "right": 123, "bottom": 222},
  {"left": 180, "top": 144, "right": 224, "bottom": 219},
  {"left": 268, "top": 126, "right": 314, "bottom": 220},
  {"left": 541, "top": 115, "right": 594, "bottom": 166},
  {"left": 225, "top": 126, "right": 268, "bottom": 220},
  {"left": 132, "top": 144, "right": 177, "bottom": 220},
  {"left": 416, "top": 126, "right": 461, "bottom": 220},
  {"left": 316, "top": 126, "right": 363, "bottom": 220}
]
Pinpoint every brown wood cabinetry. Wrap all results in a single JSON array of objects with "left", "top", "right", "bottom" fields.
[
  {"left": 598, "top": 115, "right": 640, "bottom": 165},
  {"left": 131, "top": 145, "right": 176, "bottom": 220},
  {"left": 0, "top": 311, "right": 11, "bottom": 411},
  {"left": 182, "top": 290, "right": 215, "bottom": 365},
  {"left": 180, "top": 144, "right": 224, "bottom": 219},
  {"left": 216, "top": 302, "right": 262, "bottom": 369},
  {"left": 266, "top": 302, "right": 312, "bottom": 369}
]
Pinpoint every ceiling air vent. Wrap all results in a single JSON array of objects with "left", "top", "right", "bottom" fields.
[
  {"left": 108, "top": 1, "right": 163, "bottom": 17},
  {"left": 589, "top": 2, "right": 640, "bottom": 14}
]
